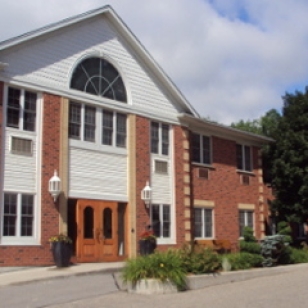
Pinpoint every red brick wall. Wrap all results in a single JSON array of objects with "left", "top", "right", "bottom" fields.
[
  {"left": 0, "top": 92, "right": 61, "bottom": 266},
  {"left": 173, "top": 125, "right": 189, "bottom": 247},
  {"left": 191, "top": 136, "right": 265, "bottom": 249},
  {"left": 135, "top": 116, "right": 151, "bottom": 246}
]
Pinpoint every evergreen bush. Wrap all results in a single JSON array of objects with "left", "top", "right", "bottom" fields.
[{"left": 261, "top": 234, "right": 291, "bottom": 267}]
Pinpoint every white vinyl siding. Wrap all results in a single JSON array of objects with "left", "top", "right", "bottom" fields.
[
  {"left": 68, "top": 147, "right": 127, "bottom": 201},
  {"left": 0, "top": 17, "right": 185, "bottom": 122},
  {"left": 4, "top": 131, "right": 37, "bottom": 192}
]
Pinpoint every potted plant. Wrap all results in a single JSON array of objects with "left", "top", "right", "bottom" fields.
[
  {"left": 49, "top": 234, "right": 72, "bottom": 267},
  {"left": 139, "top": 228, "right": 156, "bottom": 256}
]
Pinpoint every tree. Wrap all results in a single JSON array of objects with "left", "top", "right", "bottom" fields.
[
  {"left": 270, "top": 87, "right": 308, "bottom": 223},
  {"left": 231, "top": 119, "right": 262, "bottom": 135}
]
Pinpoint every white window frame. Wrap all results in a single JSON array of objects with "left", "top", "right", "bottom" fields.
[
  {"left": 68, "top": 101, "right": 127, "bottom": 149},
  {"left": 239, "top": 210, "right": 254, "bottom": 237},
  {"left": 194, "top": 207, "right": 214, "bottom": 239},
  {"left": 192, "top": 133, "right": 212, "bottom": 165},
  {"left": 1, "top": 192, "right": 37, "bottom": 245},
  {"left": 150, "top": 204, "right": 171, "bottom": 243},
  {"left": 6, "top": 87, "right": 37, "bottom": 132},
  {"left": 150, "top": 122, "right": 170, "bottom": 156},
  {"left": 236, "top": 144, "right": 252, "bottom": 172}
]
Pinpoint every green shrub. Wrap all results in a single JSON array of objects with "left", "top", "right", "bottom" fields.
[
  {"left": 239, "top": 241, "right": 261, "bottom": 254},
  {"left": 178, "top": 244, "right": 221, "bottom": 274},
  {"left": 261, "top": 234, "right": 291, "bottom": 267},
  {"left": 222, "top": 252, "right": 263, "bottom": 271},
  {"left": 289, "top": 247, "right": 308, "bottom": 264},
  {"left": 243, "top": 226, "right": 257, "bottom": 242},
  {"left": 122, "top": 250, "right": 187, "bottom": 289},
  {"left": 277, "top": 221, "right": 292, "bottom": 244}
]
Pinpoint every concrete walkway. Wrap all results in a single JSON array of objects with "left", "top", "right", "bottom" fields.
[
  {"left": 1, "top": 261, "right": 308, "bottom": 290},
  {"left": 0, "top": 262, "right": 125, "bottom": 287}
]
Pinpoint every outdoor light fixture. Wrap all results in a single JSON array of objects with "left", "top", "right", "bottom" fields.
[
  {"left": 49, "top": 170, "right": 61, "bottom": 202},
  {"left": 141, "top": 181, "right": 152, "bottom": 208}
]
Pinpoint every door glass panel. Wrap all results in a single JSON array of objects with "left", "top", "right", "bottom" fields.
[
  {"left": 84, "top": 206, "right": 94, "bottom": 239},
  {"left": 103, "top": 208, "right": 112, "bottom": 239}
]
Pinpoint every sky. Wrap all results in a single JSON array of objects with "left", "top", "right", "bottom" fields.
[{"left": 0, "top": 0, "right": 308, "bottom": 125}]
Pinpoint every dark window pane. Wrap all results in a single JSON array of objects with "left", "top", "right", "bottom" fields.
[
  {"left": 116, "top": 113, "right": 127, "bottom": 148},
  {"left": 7, "top": 88, "right": 20, "bottom": 128},
  {"left": 70, "top": 57, "right": 127, "bottom": 103},
  {"left": 84, "top": 106, "right": 96, "bottom": 142},
  {"left": 69, "top": 102, "right": 81, "bottom": 139},
  {"left": 236, "top": 144, "right": 243, "bottom": 170},
  {"left": 103, "top": 208, "right": 112, "bottom": 239},
  {"left": 194, "top": 208, "right": 202, "bottom": 237},
  {"left": 162, "top": 205, "right": 170, "bottom": 237},
  {"left": 84, "top": 207, "right": 94, "bottom": 239},
  {"left": 204, "top": 209, "right": 212, "bottom": 237},
  {"left": 192, "top": 133, "right": 201, "bottom": 163},
  {"left": 244, "top": 146, "right": 252, "bottom": 171},
  {"left": 202, "top": 136, "right": 211, "bottom": 164},
  {"left": 102, "top": 110, "right": 113, "bottom": 145},
  {"left": 162, "top": 124, "right": 169, "bottom": 155},
  {"left": 151, "top": 122, "right": 159, "bottom": 154},
  {"left": 151, "top": 205, "right": 160, "bottom": 237},
  {"left": 23, "top": 91, "right": 37, "bottom": 132}
]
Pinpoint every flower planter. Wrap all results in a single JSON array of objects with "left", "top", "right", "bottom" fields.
[
  {"left": 128, "top": 278, "right": 178, "bottom": 294},
  {"left": 139, "top": 239, "right": 156, "bottom": 256},
  {"left": 51, "top": 242, "right": 72, "bottom": 267}
]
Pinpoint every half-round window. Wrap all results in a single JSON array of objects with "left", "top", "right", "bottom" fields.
[{"left": 70, "top": 57, "right": 127, "bottom": 103}]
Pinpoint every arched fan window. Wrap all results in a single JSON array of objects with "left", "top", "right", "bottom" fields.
[{"left": 70, "top": 57, "right": 127, "bottom": 103}]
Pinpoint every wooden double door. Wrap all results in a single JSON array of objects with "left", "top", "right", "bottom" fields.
[{"left": 76, "top": 200, "right": 125, "bottom": 262}]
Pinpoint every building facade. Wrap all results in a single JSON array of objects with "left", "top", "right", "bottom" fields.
[{"left": 0, "top": 6, "right": 273, "bottom": 266}]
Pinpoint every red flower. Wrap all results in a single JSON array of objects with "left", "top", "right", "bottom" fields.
[{"left": 140, "top": 230, "right": 156, "bottom": 240}]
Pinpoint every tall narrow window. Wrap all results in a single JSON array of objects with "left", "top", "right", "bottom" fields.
[
  {"left": 194, "top": 208, "right": 213, "bottom": 238},
  {"left": 151, "top": 122, "right": 169, "bottom": 156},
  {"left": 69, "top": 102, "right": 81, "bottom": 139},
  {"left": 7, "top": 88, "right": 20, "bottom": 129},
  {"left": 102, "top": 110, "right": 113, "bottom": 145},
  {"left": 192, "top": 133, "right": 211, "bottom": 164},
  {"left": 84, "top": 106, "right": 96, "bottom": 142},
  {"left": 236, "top": 144, "right": 252, "bottom": 171},
  {"left": 23, "top": 91, "right": 37, "bottom": 131},
  {"left": 151, "top": 204, "right": 170, "bottom": 238},
  {"left": 151, "top": 122, "right": 159, "bottom": 154},
  {"left": 6, "top": 87, "right": 37, "bottom": 132},
  {"left": 2, "top": 193, "right": 35, "bottom": 238},
  {"left": 162, "top": 124, "right": 169, "bottom": 155},
  {"left": 21, "top": 195, "right": 34, "bottom": 236},
  {"left": 3, "top": 193, "right": 17, "bottom": 236},
  {"left": 239, "top": 210, "right": 254, "bottom": 237},
  {"left": 116, "top": 113, "right": 127, "bottom": 148}
]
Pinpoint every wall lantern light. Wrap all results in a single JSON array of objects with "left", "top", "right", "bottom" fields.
[
  {"left": 49, "top": 170, "right": 61, "bottom": 202},
  {"left": 141, "top": 181, "right": 152, "bottom": 208}
]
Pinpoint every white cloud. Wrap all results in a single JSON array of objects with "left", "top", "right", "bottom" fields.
[{"left": 0, "top": 0, "right": 308, "bottom": 124}]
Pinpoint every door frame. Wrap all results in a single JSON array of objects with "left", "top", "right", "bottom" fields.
[{"left": 76, "top": 199, "right": 124, "bottom": 262}]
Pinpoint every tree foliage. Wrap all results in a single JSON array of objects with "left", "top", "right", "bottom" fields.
[
  {"left": 231, "top": 87, "right": 308, "bottom": 223},
  {"left": 270, "top": 87, "right": 308, "bottom": 223}
]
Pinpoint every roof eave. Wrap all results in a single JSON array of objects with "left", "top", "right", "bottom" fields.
[{"left": 178, "top": 113, "right": 274, "bottom": 145}]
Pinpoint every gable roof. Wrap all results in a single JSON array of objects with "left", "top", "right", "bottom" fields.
[{"left": 0, "top": 5, "right": 199, "bottom": 117}]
